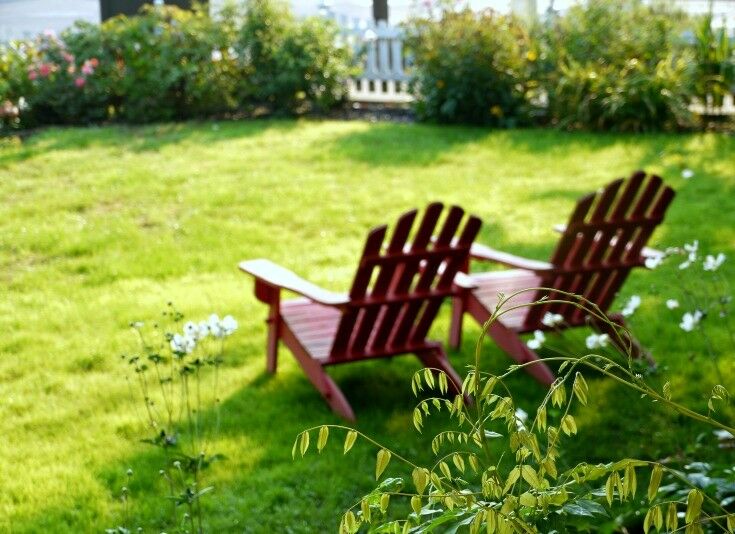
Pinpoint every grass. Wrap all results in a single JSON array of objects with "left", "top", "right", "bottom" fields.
[{"left": 0, "top": 119, "right": 733, "bottom": 532}]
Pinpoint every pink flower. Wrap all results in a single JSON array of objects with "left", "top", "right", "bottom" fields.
[
  {"left": 81, "top": 62, "right": 94, "bottom": 75},
  {"left": 62, "top": 52, "right": 74, "bottom": 63},
  {"left": 74, "top": 77, "right": 86, "bottom": 88},
  {"left": 28, "top": 70, "right": 38, "bottom": 81},
  {"left": 38, "top": 63, "right": 53, "bottom": 77}
]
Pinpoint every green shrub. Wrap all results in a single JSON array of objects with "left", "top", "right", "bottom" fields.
[
  {"left": 537, "top": 0, "right": 695, "bottom": 131},
  {"left": 237, "top": 0, "right": 351, "bottom": 113},
  {"left": 0, "top": 1, "right": 351, "bottom": 130},
  {"left": 692, "top": 11, "right": 735, "bottom": 113},
  {"left": 405, "top": 8, "right": 537, "bottom": 126}
]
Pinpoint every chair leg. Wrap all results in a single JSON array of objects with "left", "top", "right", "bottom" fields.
[
  {"left": 449, "top": 295, "right": 464, "bottom": 351},
  {"left": 265, "top": 313, "right": 280, "bottom": 374},
  {"left": 593, "top": 313, "right": 654, "bottom": 366},
  {"left": 281, "top": 326, "right": 356, "bottom": 421},
  {"left": 487, "top": 321, "right": 555, "bottom": 386},
  {"left": 416, "top": 347, "right": 464, "bottom": 395}
]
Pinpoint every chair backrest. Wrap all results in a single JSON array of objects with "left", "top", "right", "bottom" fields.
[
  {"left": 525, "top": 171, "right": 675, "bottom": 328},
  {"left": 330, "top": 203, "right": 481, "bottom": 359}
]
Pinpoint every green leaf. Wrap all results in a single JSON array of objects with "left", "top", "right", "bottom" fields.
[
  {"left": 536, "top": 406, "right": 547, "bottom": 431},
  {"left": 605, "top": 473, "right": 615, "bottom": 506},
  {"left": 299, "top": 431, "right": 310, "bottom": 456},
  {"left": 560, "top": 414, "right": 577, "bottom": 436},
  {"left": 685, "top": 489, "right": 703, "bottom": 524},
  {"left": 551, "top": 383, "right": 566, "bottom": 408},
  {"left": 440, "top": 461, "right": 452, "bottom": 480},
  {"left": 379, "top": 492, "right": 390, "bottom": 513},
  {"left": 521, "top": 465, "right": 541, "bottom": 489},
  {"left": 438, "top": 372, "right": 448, "bottom": 395},
  {"left": 573, "top": 372, "right": 588, "bottom": 406},
  {"left": 666, "top": 503, "right": 678, "bottom": 532},
  {"left": 662, "top": 382, "right": 671, "bottom": 400},
  {"left": 361, "top": 498, "right": 371, "bottom": 523},
  {"left": 375, "top": 449, "right": 391, "bottom": 480},
  {"left": 344, "top": 430, "right": 357, "bottom": 454},
  {"left": 648, "top": 464, "right": 663, "bottom": 501},
  {"left": 343, "top": 510, "right": 357, "bottom": 533},
  {"left": 726, "top": 514, "right": 735, "bottom": 533},
  {"left": 317, "top": 426, "right": 329, "bottom": 453},
  {"left": 411, "top": 495, "right": 422, "bottom": 515},
  {"left": 519, "top": 492, "right": 536, "bottom": 508},
  {"left": 412, "top": 467, "right": 429, "bottom": 494},
  {"left": 503, "top": 466, "right": 520, "bottom": 495},
  {"left": 452, "top": 453, "right": 465, "bottom": 473},
  {"left": 423, "top": 368, "right": 435, "bottom": 389},
  {"left": 643, "top": 506, "right": 654, "bottom": 533}
]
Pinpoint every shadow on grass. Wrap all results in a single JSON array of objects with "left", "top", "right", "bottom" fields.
[{"left": 0, "top": 118, "right": 300, "bottom": 168}]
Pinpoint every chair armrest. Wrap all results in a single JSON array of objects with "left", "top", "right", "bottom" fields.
[
  {"left": 239, "top": 259, "right": 349, "bottom": 307},
  {"left": 453, "top": 271, "right": 477, "bottom": 289},
  {"left": 470, "top": 243, "right": 553, "bottom": 272}
]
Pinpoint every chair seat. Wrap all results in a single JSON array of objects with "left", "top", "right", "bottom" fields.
[
  {"left": 281, "top": 298, "right": 441, "bottom": 364},
  {"left": 281, "top": 299, "right": 341, "bottom": 361},
  {"left": 470, "top": 269, "right": 544, "bottom": 332}
]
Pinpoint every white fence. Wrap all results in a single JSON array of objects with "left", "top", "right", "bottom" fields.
[{"left": 326, "top": 16, "right": 414, "bottom": 105}]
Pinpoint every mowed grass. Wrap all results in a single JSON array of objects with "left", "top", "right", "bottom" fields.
[{"left": 0, "top": 120, "right": 733, "bottom": 532}]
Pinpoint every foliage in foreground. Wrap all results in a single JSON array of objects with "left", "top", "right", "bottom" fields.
[{"left": 298, "top": 289, "right": 735, "bottom": 533}]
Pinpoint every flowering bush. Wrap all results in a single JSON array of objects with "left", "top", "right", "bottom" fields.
[{"left": 0, "top": 1, "right": 352, "bottom": 130}]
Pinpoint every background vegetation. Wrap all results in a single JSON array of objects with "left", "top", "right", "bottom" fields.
[
  {"left": 2, "top": 0, "right": 734, "bottom": 132},
  {"left": 0, "top": 119, "right": 733, "bottom": 531}
]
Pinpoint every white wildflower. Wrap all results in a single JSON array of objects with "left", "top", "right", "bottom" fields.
[
  {"left": 207, "top": 313, "right": 223, "bottom": 338},
  {"left": 183, "top": 321, "right": 199, "bottom": 339},
  {"left": 679, "top": 240, "right": 699, "bottom": 269},
  {"left": 621, "top": 295, "right": 641, "bottom": 317},
  {"left": 526, "top": 330, "right": 545, "bottom": 350},
  {"left": 681, "top": 168, "right": 694, "bottom": 179},
  {"left": 514, "top": 407, "right": 528, "bottom": 431},
  {"left": 211, "top": 49, "right": 223, "bottom": 62},
  {"left": 541, "top": 312, "right": 564, "bottom": 327},
  {"left": 703, "top": 253, "right": 726, "bottom": 272},
  {"left": 644, "top": 254, "right": 664, "bottom": 270},
  {"left": 221, "top": 315, "right": 238, "bottom": 336},
  {"left": 170, "top": 333, "right": 195, "bottom": 354},
  {"left": 665, "top": 299, "right": 679, "bottom": 310},
  {"left": 680, "top": 310, "right": 703, "bottom": 332},
  {"left": 197, "top": 320, "right": 210, "bottom": 339},
  {"left": 585, "top": 333, "right": 610, "bottom": 350}
]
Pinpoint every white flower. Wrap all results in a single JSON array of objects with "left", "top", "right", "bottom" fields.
[
  {"left": 197, "top": 320, "right": 210, "bottom": 339},
  {"left": 208, "top": 313, "right": 223, "bottom": 338},
  {"left": 680, "top": 310, "right": 703, "bottom": 332},
  {"left": 227, "top": 46, "right": 238, "bottom": 59},
  {"left": 585, "top": 333, "right": 610, "bottom": 350},
  {"left": 183, "top": 321, "right": 199, "bottom": 339},
  {"left": 666, "top": 299, "right": 679, "bottom": 310},
  {"left": 211, "top": 49, "right": 223, "bottom": 62},
  {"left": 621, "top": 295, "right": 641, "bottom": 317},
  {"left": 681, "top": 168, "right": 694, "bottom": 179},
  {"left": 703, "top": 253, "right": 726, "bottom": 272},
  {"left": 514, "top": 408, "right": 528, "bottom": 431},
  {"left": 679, "top": 240, "right": 699, "bottom": 269},
  {"left": 526, "top": 330, "right": 545, "bottom": 350},
  {"left": 541, "top": 312, "right": 564, "bottom": 327},
  {"left": 170, "top": 333, "right": 196, "bottom": 354},
  {"left": 18, "top": 96, "right": 28, "bottom": 110},
  {"left": 221, "top": 315, "right": 238, "bottom": 336},
  {"left": 644, "top": 254, "right": 664, "bottom": 270}
]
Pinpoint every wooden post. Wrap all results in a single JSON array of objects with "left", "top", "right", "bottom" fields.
[{"left": 373, "top": 0, "right": 388, "bottom": 23}]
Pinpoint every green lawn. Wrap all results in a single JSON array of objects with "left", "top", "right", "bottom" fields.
[{"left": 1, "top": 120, "right": 733, "bottom": 532}]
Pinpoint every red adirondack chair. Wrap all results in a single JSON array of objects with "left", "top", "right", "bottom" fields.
[
  {"left": 240, "top": 203, "right": 482, "bottom": 420},
  {"left": 449, "top": 171, "right": 675, "bottom": 385}
]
